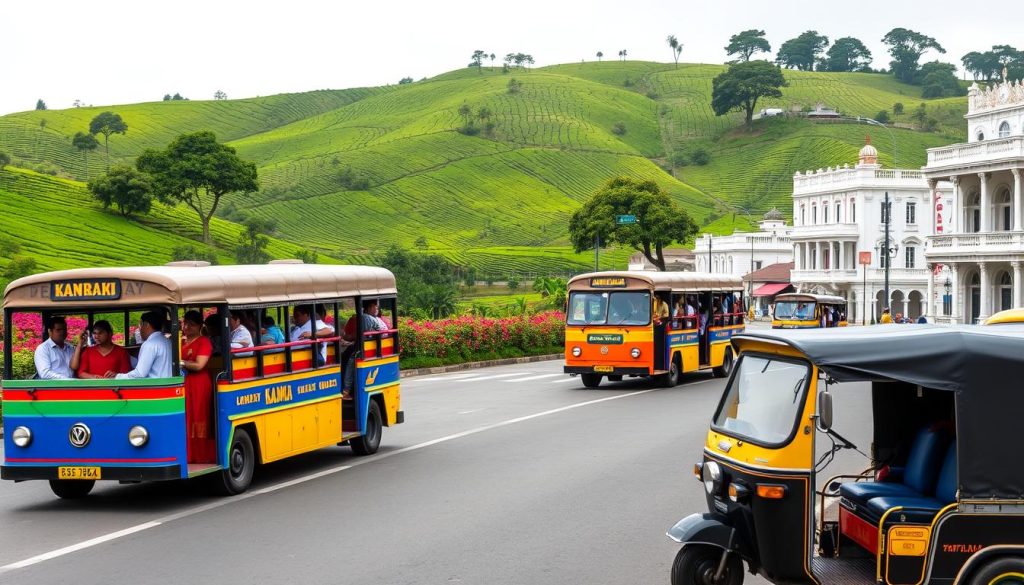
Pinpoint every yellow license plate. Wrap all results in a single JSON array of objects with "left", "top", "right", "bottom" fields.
[
  {"left": 593, "top": 365, "right": 614, "bottom": 373},
  {"left": 57, "top": 467, "right": 101, "bottom": 480}
]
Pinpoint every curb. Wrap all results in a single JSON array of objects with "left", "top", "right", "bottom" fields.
[{"left": 400, "top": 354, "right": 563, "bottom": 378}]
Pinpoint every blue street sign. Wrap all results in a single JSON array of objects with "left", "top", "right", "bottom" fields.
[{"left": 616, "top": 214, "right": 637, "bottom": 225}]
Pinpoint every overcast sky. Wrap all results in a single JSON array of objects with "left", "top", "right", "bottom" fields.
[{"left": 3, "top": 0, "right": 1021, "bottom": 116}]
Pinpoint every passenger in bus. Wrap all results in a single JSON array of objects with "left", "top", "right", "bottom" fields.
[
  {"left": 72, "top": 320, "right": 131, "bottom": 378},
  {"left": 116, "top": 311, "right": 172, "bottom": 379},
  {"left": 653, "top": 295, "right": 670, "bottom": 325},
  {"left": 204, "top": 314, "right": 223, "bottom": 355},
  {"left": 342, "top": 300, "right": 389, "bottom": 399},
  {"left": 291, "top": 305, "right": 334, "bottom": 365},
  {"left": 33, "top": 316, "right": 76, "bottom": 379},
  {"left": 180, "top": 310, "right": 215, "bottom": 463},
  {"left": 260, "top": 313, "right": 285, "bottom": 345},
  {"left": 228, "top": 310, "right": 254, "bottom": 356}
]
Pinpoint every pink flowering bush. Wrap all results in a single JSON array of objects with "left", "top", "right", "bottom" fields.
[{"left": 399, "top": 310, "right": 565, "bottom": 366}]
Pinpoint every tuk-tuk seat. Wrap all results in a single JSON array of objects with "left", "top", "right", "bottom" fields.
[
  {"left": 838, "top": 425, "right": 950, "bottom": 509},
  {"left": 861, "top": 443, "right": 957, "bottom": 524}
]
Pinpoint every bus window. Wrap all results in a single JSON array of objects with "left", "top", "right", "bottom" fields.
[{"left": 568, "top": 292, "right": 609, "bottom": 325}]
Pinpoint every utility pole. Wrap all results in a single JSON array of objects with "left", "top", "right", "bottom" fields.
[{"left": 884, "top": 191, "right": 891, "bottom": 313}]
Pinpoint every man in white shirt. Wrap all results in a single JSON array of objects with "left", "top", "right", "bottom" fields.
[
  {"left": 290, "top": 305, "right": 334, "bottom": 364},
  {"left": 117, "top": 311, "right": 173, "bottom": 379},
  {"left": 228, "top": 311, "right": 254, "bottom": 357},
  {"left": 34, "top": 316, "right": 77, "bottom": 379}
]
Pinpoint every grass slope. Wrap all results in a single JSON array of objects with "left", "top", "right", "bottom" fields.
[{"left": 0, "top": 62, "right": 970, "bottom": 273}]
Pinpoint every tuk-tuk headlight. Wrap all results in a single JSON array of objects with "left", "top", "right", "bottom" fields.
[
  {"left": 128, "top": 425, "right": 149, "bottom": 447},
  {"left": 572, "top": 346, "right": 582, "bottom": 357},
  {"left": 630, "top": 348, "right": 641, "bottom": 359},
  {"left": 11, "top": 426, "right": 32, "bottom": 448},
  {"left": 703, "top": 461, "right": 722, "bottom": 495}
]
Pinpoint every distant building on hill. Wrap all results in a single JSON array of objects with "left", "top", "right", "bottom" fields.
[
  {"left": 693, "top": 209, "right": 793, "bottom": 277},
  {"left": 627, "top": 248, "right": 695, "bottom": 271},
  {"left": 805, "top": 103, "right": 841, "bottom": 120}
]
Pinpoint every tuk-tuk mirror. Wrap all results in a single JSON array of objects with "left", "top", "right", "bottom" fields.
[{"left": 817, "top": 391, "right": 833, "bottom": 431}]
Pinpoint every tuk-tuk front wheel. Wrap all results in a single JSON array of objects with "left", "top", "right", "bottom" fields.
[
  {"left": 968, "top": 556, "right": 1024, "bottom": 585},
  {"left": 671, "top": 545, "right": 743, "bottom": 585}
]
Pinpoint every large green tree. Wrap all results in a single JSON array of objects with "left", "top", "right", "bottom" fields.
[
  {"left": 136, "top": 131, "right": 259, "bottom": 244},
  {"left": 775, "top": 31, "right": 829, "bottom": 71},
  {"left": 724, "top": 29, "right": 771, "bottom": 62},
  {"left": 821, "top": 37, "right": 873, "bottom": 72},
  {"left": 235, "top": 217, "right": 276, "bottom": 264},
  {"left": 711, "top": 60, "right": 788, "bottom": 125},
  {"left": 918, "top": 61, "right": 966, "bottom": 98},
  {"left": 88, "top": 111, "right": 128, "bottom": 170},
  {"left": 71, "top": 132, "right": 100, "bottom": 180},
  {"left": 962, "top": 45, "right": 1024, "bottom": 82},
  {"left": 882, "top": 28, "right": 945, "bottom": 83},
  {"left": 87, "top": 165, "right": 153, "bottom": 218},
  {"left": 568, "top": 177, "right": 698, "bottom": 271}
]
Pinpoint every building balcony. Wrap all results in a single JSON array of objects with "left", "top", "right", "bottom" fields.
[
  {"left": 925, "top": 136, "right": 1024, "bottom": 172},
  {"left": 927, "top": 231, "right": 1024, "bottom": 257},
  {"left": 793, "top": 168, "right": 926, "bottom": 195},
  {"left": 790, "top": 223, "right": 860, "bottom": 240},
  {"left": 865, "top": 268, "right": 931, "bottom": 281},
  {"left": 791, "top": 269, "right": 859, "bottom": 283}
]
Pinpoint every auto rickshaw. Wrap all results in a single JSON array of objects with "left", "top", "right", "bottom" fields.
[
  {"left": 983, "top": 308, "right": 1024, "bottom": 325},
  {"left": 667, "top": 325, "right": 1024, "bottom": 585}
]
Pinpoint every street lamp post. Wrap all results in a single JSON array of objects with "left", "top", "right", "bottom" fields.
[
  {"left": 875, "top": 191, "right": 900, "bottom": 318},
  {"left": 944, "top": 276, "right": 952, "bottom": 316}
]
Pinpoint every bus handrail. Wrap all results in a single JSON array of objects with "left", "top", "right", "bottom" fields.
[{"left": 229, "top": 336, "right": 342, "bottom": 354}]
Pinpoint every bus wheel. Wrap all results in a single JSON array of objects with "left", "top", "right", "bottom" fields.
[
  {"left": 968, "top": 556, "right": 1024, "bottom": 585},
  {"left": 580, "top": 374, "right": 602, "bottom": 388},
  {"left": 216, "top": 427, "right": 256, "bottom": 495},
  {"left": 607, "top": 375, "right": 623, "bottom": 382},
  {"left": 671, "top": 545, "right": 743, "bottom": 585},
  {"left": 660, "top": 356, "right": 681, "bottom": 388},
  {"left": 713, "top": 348, "right": 734, "bottom": 379},
  {"left": 49, "top": 480, "right": 95, "bottom": 499},
  {"left": 351, "top": 400, "right": 383, "bottom": 456}
]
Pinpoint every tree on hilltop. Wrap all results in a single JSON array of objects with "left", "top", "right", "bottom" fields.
[
  {"left": 776, "top": 31, "right": 829, "bottom": 71},
  {"left": 821, "top": 37, "right": 873, "bottom": 72},
  {"left": 88, "top": 165, "right": 153, "bottom": 218},
  {"left": 490, "top": 53, "right": 496, "bottom": 69},
  {"left": 89, "top": 111, "right": 128, "bottom": 170},
  {"left": 35, "top": 99, "right": 47, "bottom": 111},
  {"left": 882, "top": 28, "right": 945, "bottom": 83},
  {"left": 597, "top": 51, "right": 603, "bottom": 62},
  {"left": 214, "top": 90, "right": 227, "bottom": 100},
  {"left": 470, "top": 50, "right": 487, "bottom": 71},
  {"left": 711, "top": 60, "right": 788, "bottom": 125},
  {"left": 569, "top": 177, "right": 698, "bottom": 272},
  {"left": 136, "top": 131, "right": 259, "bottom": 245},
  {"left": 667, "top": 35, "right": 683, "bottom": 68},
  {"left": 71, "top": 132, "right": 100, "bottom": 180},
  {"left": 725, "top": 29, "right": 771, "bottom": 62}
]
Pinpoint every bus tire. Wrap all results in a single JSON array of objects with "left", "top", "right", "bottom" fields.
[
  {"left": 713, "top": 348, "right": 734, "bottom": 379},
  {"left": 671, "top": 545, "right": 743, "bottom": 585},
  {"left": 607, "top": 375, "right": 623, "bottom": 382},
  {"left": 351, "top": 400, "right": 383, "bottom": 456},
  {"left": 49, "top": 479, "right": 94, "bottom": 499},
  {"left": 660, "top": 355, "right": 681, "bottom": 388},
  {"left": 215, "top": 427, "right": 256, "bottom": 496},
  {"left": 580, "top": 374, "right": 602, "bottom": 388},
  {"left": 968, "top": 556, "right": 1024, "bottom": 585}
]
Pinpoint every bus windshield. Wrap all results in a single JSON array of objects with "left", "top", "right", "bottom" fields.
[
  {"left": 567, "top": 291, "right": 651, "bottom": 326},
  {"left": 713, "top": 354, "right": 810, "bottom": 446},
  {"left": 775, "top": 301, "right": 815, "bottom": 320}
]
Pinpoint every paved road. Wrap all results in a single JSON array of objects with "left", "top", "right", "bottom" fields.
[{"left": 0, "top": 357, "right": 872, "bottom": 585}]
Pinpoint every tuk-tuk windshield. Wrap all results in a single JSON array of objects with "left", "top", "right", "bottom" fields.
[
  {"left": 713, "top": 354, "right": 810, "bottom": 446},
  {"left": 775, "top": 301, "right": 815, "bottom": 320},
  {"left": 567, "top": 291, "right": 650, "bottom": 326}
]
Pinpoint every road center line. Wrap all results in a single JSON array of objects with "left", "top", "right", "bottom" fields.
[{"left": 0, "top": 385, "right": 665, "bottom": 574}]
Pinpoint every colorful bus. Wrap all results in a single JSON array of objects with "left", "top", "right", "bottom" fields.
[
  {"left": 1, "top": 262, "right": 403, "bottom": 498},
  {"left": 771, "top": 293, "right": 848, "bottom": 329},
  {"left": 564, "top": 271, "right": 745, "bottom": 388}
]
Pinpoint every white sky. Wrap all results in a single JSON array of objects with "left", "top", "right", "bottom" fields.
[{"left": 2, "top": 0, "right": 1021, "bottom": 116}]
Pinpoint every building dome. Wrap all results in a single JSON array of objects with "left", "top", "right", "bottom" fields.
[
  {"left": 763, "top": 207, "right": 784, "bottom": 221},
  {"left": 858, "top": 136, "right": 879, "bottom": 166}
]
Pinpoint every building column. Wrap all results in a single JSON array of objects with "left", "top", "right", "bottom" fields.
[
  {"left": 927, "top": 180, "right": 938, "bottom": 236},
  {"left": 979, "top": 172, "right": 991, "bottom": 232},
  {"left": 839, "top": 243, "right": 845, "bottom": 271},
  {"left": 978, "top": 261, "right": 990, "bottom": 321},
  {"left": 950, "top": 263, "right": 961, "bottom": 323},
  {"left": 1013, "top": 168, "right": 1022, "bottom": 231},
  {"left": 952, "top": 176, "right": 962, "bottom": 233},
  {"left": 1013, "top": 261, "right": 1023, "bottom": 308},
  {"left": 816, "top": 241, "right": 822, "bottom": 270},
  {"left": 926, "top": 263, "right": 935, "bottom": 318}
]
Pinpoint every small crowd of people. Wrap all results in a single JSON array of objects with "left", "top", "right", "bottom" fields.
[
  {"left": 654, "top": 293, "right": 744, "bottom": 334},
  {"left": 880, "top": 308, "right": 928, "bottom": 324}
]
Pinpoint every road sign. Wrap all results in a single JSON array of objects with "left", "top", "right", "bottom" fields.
[
  {"left": 616, "top": 215, "right": 637, "bottom": 225},
  {"left": 858, "top": 251, "right": 872, "bottom": 265}
]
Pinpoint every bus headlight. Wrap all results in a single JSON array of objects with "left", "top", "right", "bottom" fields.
[
  {"left": 703, "top": 461, "right": 722, "bottom": 495},
  {"left": 572, "top": 346, "right": 582, "bottom": 357},
  {"left": 630, "top": 348, "right": 641, "bottom": 358},
  {"left": 128, "top": 426, "right": 149, "bottom": 447},
  {"left": 11, "top": 426, "right": 32, "bottom": 448}
]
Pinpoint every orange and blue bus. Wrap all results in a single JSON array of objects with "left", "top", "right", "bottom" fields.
[
  {"left": 1, "top": 262, "right": 403, "bottom": 498},
  {"left": 564, "top": 271, "right": 746, "bottom": 387}
]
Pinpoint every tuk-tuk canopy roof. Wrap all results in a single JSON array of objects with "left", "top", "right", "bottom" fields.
[
  {"left": 732, "top": 325, "right": 1024, "bottom": 500},
  {"left": 568, "top": 271, "right": 744, "bottom": 293},
  {"left": 3, "top": 264, "right": 397, "bottom": 309}
]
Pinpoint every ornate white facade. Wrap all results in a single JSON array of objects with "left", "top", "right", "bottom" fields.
[
  {"left": 923, "top": 77, "right": 1024, "bottom": 323},
  {"left": 789, "top": 142, "right": 942, "bottom": 322},
  {"left": 693, "top": 211, "right": 793, "bottom": 276}
]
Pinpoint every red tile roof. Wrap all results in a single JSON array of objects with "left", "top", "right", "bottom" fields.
[{"left": 744, "top": 262, "right": 793, "bottom": 283}]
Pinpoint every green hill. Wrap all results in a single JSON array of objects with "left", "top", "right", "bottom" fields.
[{"left": 0, "top": 61, "right": 968, "bottom": 274}]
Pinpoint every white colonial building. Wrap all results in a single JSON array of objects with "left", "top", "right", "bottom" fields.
[
  {"left": 694, "top": 210, "right": 793, "bottom": 276},
  {"left": 790, "top": 141, "right": 942, "bottom": 323},
  {"left": 923, "top": 77, "right": 1024, "bottom": 323}
]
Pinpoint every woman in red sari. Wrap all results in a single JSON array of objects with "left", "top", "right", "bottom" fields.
[
  {"left": 181, "top": 310, "right": 215, "bottom": 463},
  {"left": 72, "top": 320, "right": 131, "bottom": 378}
]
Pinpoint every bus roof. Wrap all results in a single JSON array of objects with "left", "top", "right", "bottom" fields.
[
  {"left": 3, "top": 264, "right": 397, "bottom": 309},
  {"left": 773, "top": 293, "right": 847, "bottom": 305},
  {"left": 567, "top": 271, "right": 744, "bottom": 292}
]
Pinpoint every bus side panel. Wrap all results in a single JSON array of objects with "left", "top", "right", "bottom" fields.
[
  {"left": 356, "top": 356, "right": 400, "bottom": 432},
  {"left": 669, "top": 330, "right": 700, "bottom": 372},
  {"left": 709, "top": 324, "right": 744, "bottom": 366}
]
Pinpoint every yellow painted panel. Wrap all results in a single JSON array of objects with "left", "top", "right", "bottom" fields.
[
  {"left": 378, "top": 385, "right": 401, "bottom": 425},
  {"left": 317, "top": 400, "right": 343, "bottom": 445},
  {"left": 291, "top": 404, "right": 319, "bottom": 450},
  {"left": 680, "top": 346, "right": 699, "bottom": 373},
  {"left": 888, "top": 526, "right": 930, "bottom": 557},
  {"left": 264, "top": 410, "right": 292, "bottom": 461}
]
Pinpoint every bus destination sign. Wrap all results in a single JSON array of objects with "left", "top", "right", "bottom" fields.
[
  {"left": 50, "top": 279, "right": 122, "bottom": 302},
  {"left": 590, "top": 277, "right": 627, "bottom": 288}
]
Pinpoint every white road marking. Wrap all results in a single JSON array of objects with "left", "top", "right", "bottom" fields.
[
  {"left": 455, "top": 373, "right": 526, "bottom": 382},
  {"left": 550, "top": 377, "right": 577, "bottom": 383},
  {"left": 502, "top": 373, "right": 562, "bottom": 382},
  {"left": 0, "top": 385, "right": 662, "bottom": 574},
  {"left": 406, "top": 373, "right": 481, "bottom": 383},
  {"left": 457, "top": 409, "right": 483, "bottom": 415}
]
